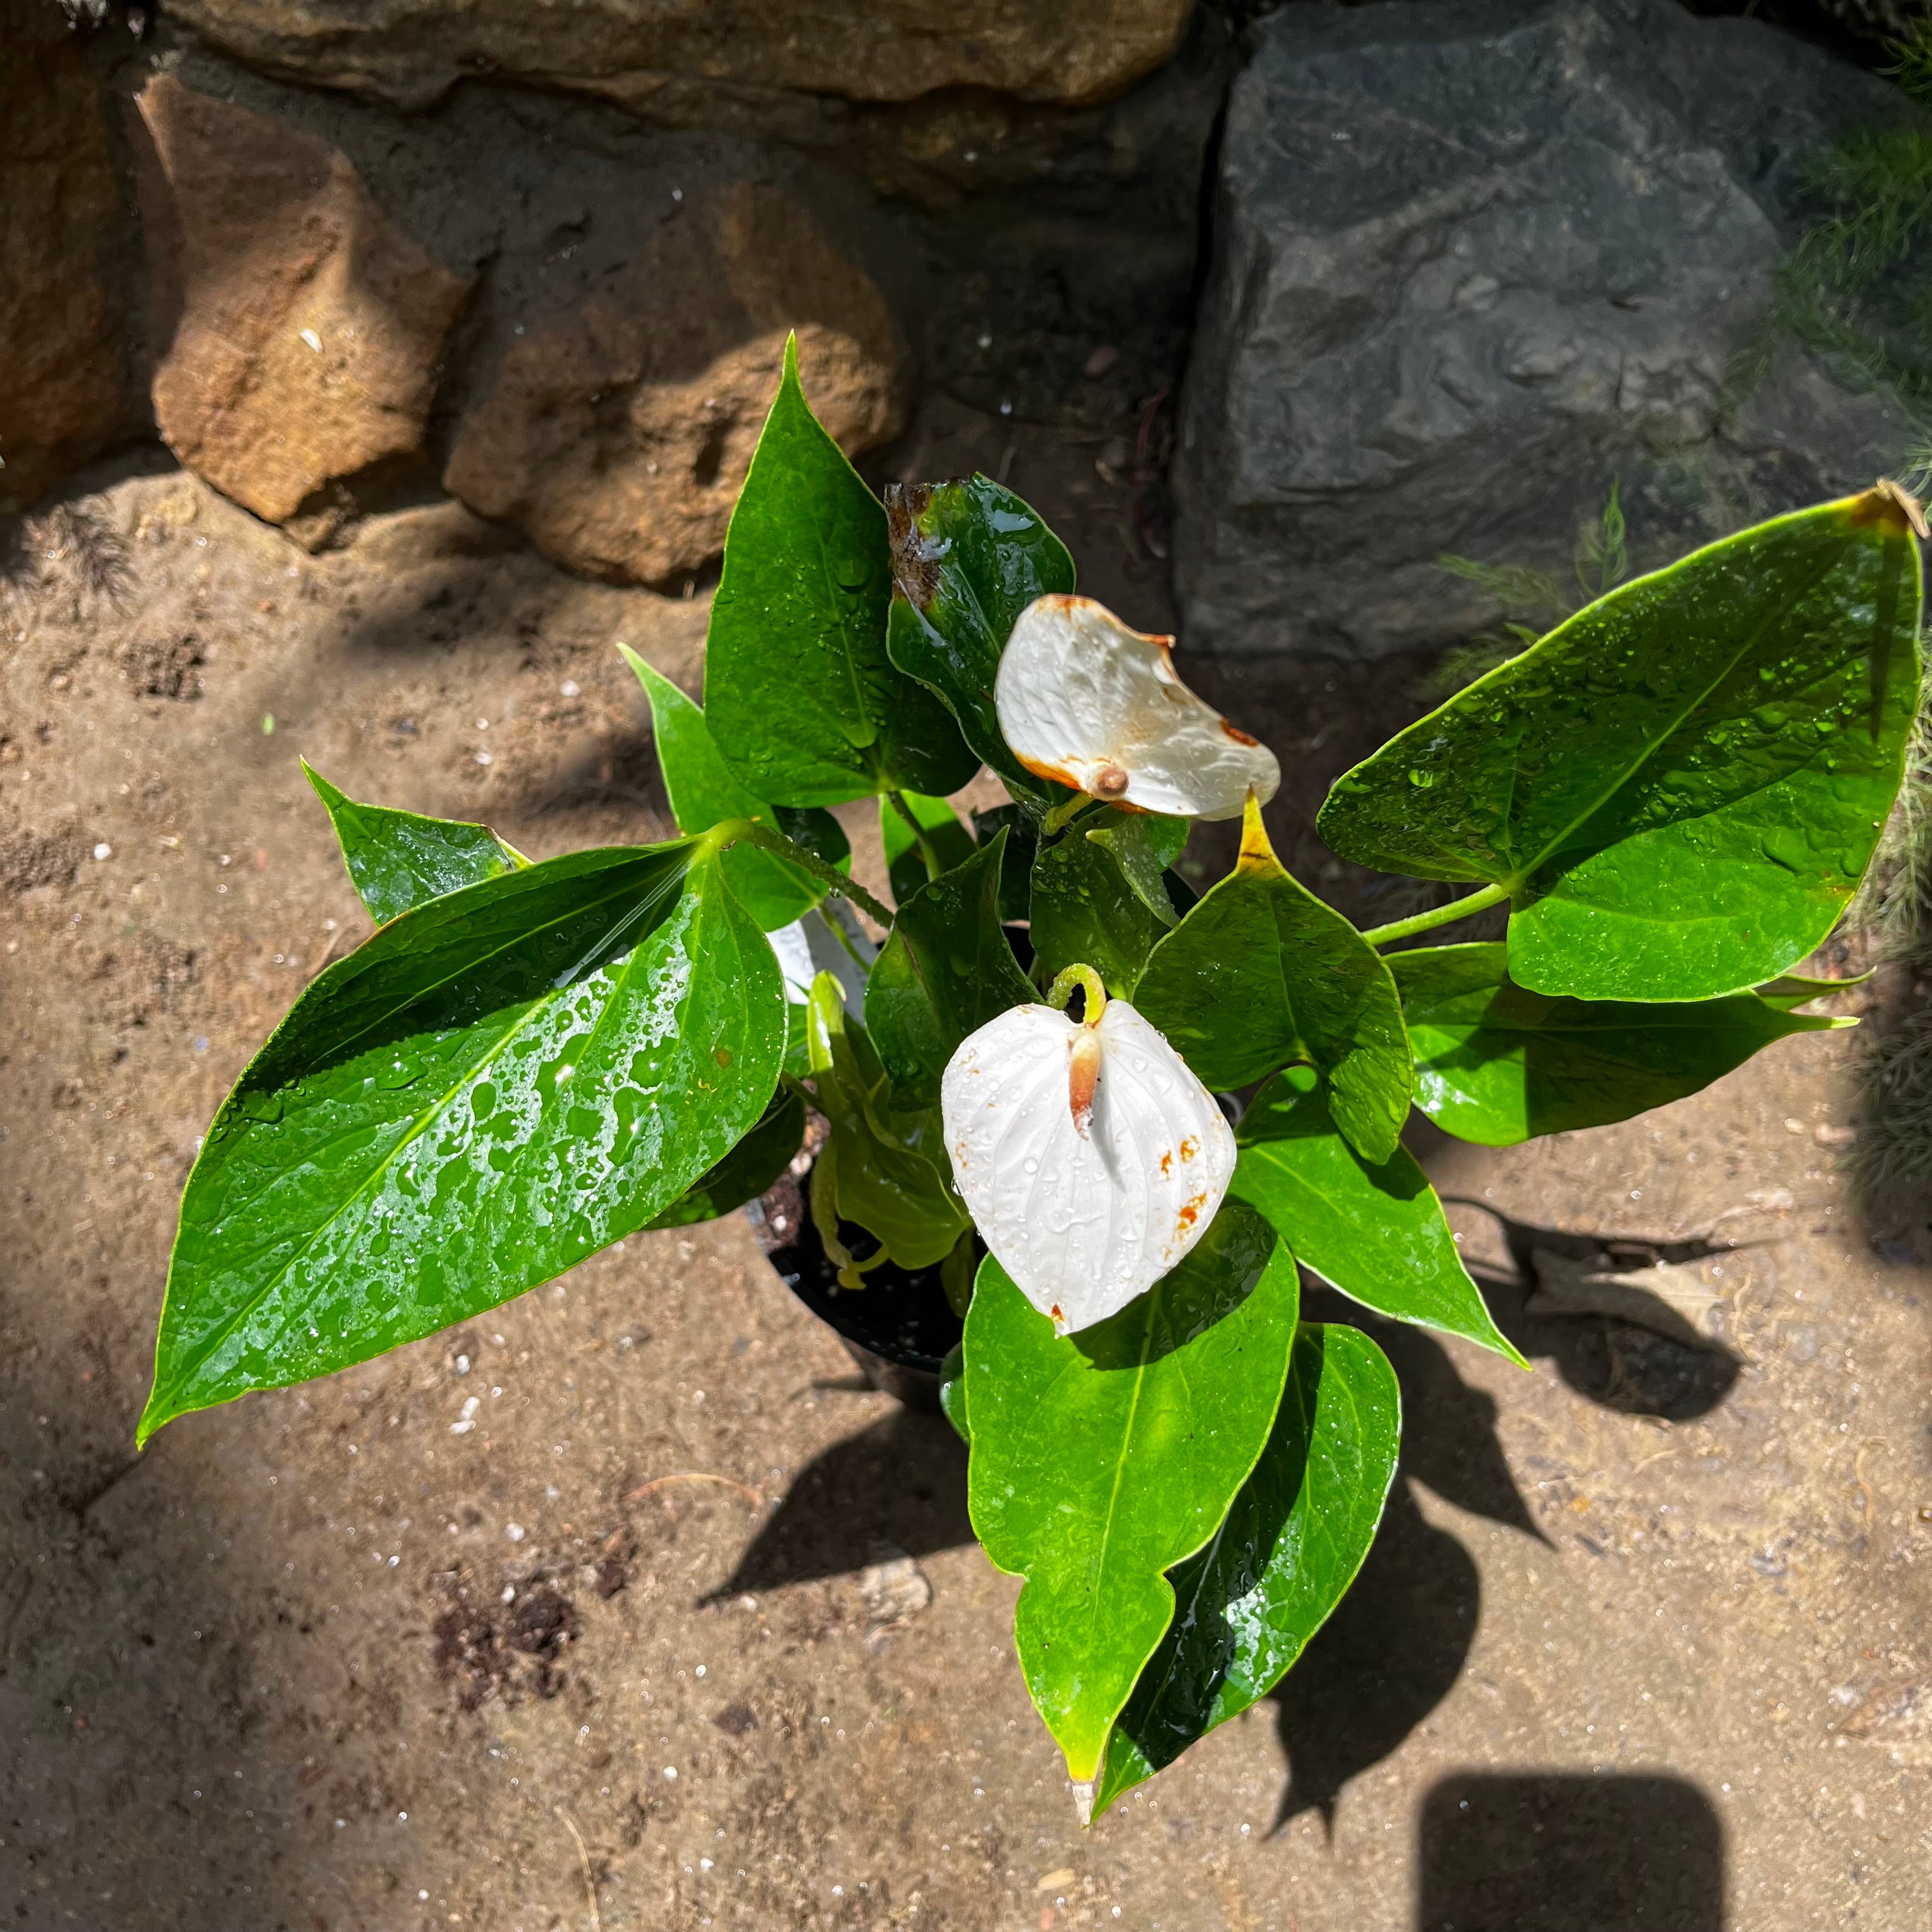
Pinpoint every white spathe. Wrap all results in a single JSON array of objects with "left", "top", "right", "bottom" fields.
[
  {"left": 994, "top": 594, "right": 1280, "bottom": 820},
  {"left": 941, "top": 998, "right": 1236, "bottom": 1335}
]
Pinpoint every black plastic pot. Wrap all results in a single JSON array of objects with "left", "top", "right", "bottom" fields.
[{"left": 746, "top": 1164, "right": 964, "bottom": 1413}]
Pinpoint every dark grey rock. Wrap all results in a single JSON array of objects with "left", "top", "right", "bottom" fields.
[{"left": 1176, "top": 0, "right": 1919, "bottom": 663}]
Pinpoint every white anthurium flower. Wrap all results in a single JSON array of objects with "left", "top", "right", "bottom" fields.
[
  {"left": 994, "top": 594, "right": 1280, "bottom": 820},
  {"left": 940, "top": 967, "right": 1236, "bottom": 1335}
]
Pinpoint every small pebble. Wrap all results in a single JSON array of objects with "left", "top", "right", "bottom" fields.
[{"left": 92, "top": 843, "right": 112, "bottom": 861}]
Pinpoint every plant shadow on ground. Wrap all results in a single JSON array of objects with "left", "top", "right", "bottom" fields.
[
  {"left": 1415, "top": 1772, "right": 1724, "bottom": 1931},
  {"left": 707, "top": 1407, "right": 973, "bottom": 1597},
  {"left": 1272, "top": 1265, "right": 1739, "bottom": 1834}
]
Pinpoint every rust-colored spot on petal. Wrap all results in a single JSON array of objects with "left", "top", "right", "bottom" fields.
[
  {"left": 1050, "top": 1303, "right": 1065, "bottom": 1324},
  {"left": 1179, "top": 1136, "right": 1200, "bottom": 1163},
  {"left": 1093, "top": 763, "right": 1130, "bottom": 797},
  {"left": 1220, "top": 719, "right": 1260, "bottom": 746},
  {"left": 1160, "top": 1149, "right": 1173, "bottom": 1176},
  {"left": 1176, "top": 1192, "right": 1208, "bottom": 1234}
]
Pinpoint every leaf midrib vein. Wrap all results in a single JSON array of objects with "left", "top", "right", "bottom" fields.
[{"left": 164, "top": 868, "right": 689, "bottom": 1405}]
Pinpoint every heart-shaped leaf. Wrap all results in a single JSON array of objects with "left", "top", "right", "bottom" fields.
[
  {"left": 1317, "top": 490, "right": 1924, "bottom": 1000},
  {"left": 1232, "top": 1075, "right": 1524, "bottom": 1363},
  {"left": 625, "top": 646, "right": 845, "bottom": 930},
  {"left": 1137, "top": 795, "right": 1412, "bottom": 1162},
  {"left": 963, "top": 1200, "right": 1300, "bottom": 1784},
  {"left": 141, "top": 841, "right": 786, "bottom": 1443},
  {"left": 1392, "top": 942, "right": 1847, "bottom": 1146},
  {"left": 1094, "top": 1320, "right": 1400, "bottom": 1816},
  {"left": 884, "top": 474, "right": 1075, "bottom": 796},
  {"left": 703, "top": 335, "right": 978, "bottom": 807},
  {"left": 304, "top": 762, "right": 519, "bottom": 924}
]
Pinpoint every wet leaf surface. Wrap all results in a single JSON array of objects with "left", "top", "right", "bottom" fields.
[
  {"left": 705, "top": 337, "right": 977, "bottom": 806},
  {"left": 963, "top": 1200, "right": 1299, "bottom": 1782},
  {"left": 1138, "top": 796, "right": 1411, "bottom": 1162},
  {"left": 304, "top": 762, "right": 517, "bottom": 924},
  {"left": 884, "top": 473, "right": 1075, "bottom": 796},
  {"left": 1095, "top": 1321, "right": 1399, "bottom": 1815},
  {"left": 646, "top": 1086, "right": 806, "bottom": 1229},
  {"left": 1392, "top": 942, "right": 1844, "bottom": 1146},
  {"left": 1029, "top": 816, "right": 1178, "bottom": 998},
  {"left": 1232, "top": 1076, "right": 1523, "bottom": 1363},
  {"left": 141, "top": 843, "right": 785, "bottom": 1441},
  {"left": 1318, "top": 492, "right": 1924, "bottom": 999}
]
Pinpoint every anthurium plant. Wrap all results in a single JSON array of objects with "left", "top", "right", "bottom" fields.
[{"left": 141, "top": 338, "right": 1925, "bottom": 1817}]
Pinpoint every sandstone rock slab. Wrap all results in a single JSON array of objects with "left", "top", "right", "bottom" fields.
[
  {"left": 162, "top": 0, "right": 1195, "bottom": 114},
  {"left": 0, "top": 17, "right": 134, "bottom": 511},
  {"left": 1176, "top": 0, "right": 1917, "bottom": 663},
  {"left": 135, "top": 75, "right": 471, "bottom": 526},
  {"left": 443, "top": 184, "right": 899, "bottom": 588}
]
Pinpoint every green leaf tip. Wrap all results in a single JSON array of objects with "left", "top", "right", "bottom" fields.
[{"left": 965, "top": 1202, "right": 1300, "bottom": 1782}]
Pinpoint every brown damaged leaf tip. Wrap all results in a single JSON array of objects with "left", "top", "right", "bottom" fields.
[{"left": 1856, "top": 478, "right": 1929, "bottom": 540}]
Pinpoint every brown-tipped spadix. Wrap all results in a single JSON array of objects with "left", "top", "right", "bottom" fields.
[
  {"left": 994, "top": 594, "right": 1280, "bottom": 820},
  {"left": 940, "top": 996, "right": 1236, "bottom": 1335}
]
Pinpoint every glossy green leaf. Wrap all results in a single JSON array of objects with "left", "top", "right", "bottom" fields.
[
  {"left": 1232, "top": 1075, "right": 1524, "bottom": 1364},
  {"left": 645, "top": 1086, "right": 806, "bottom": 1229},
  {"left": 972, "top": 804, "right": 1038, "bottom": 922},
  {"left": 1318, "top": 491, "right": 1924, "bottom": 1000},
  {"left": 703, "top": 337, "right": 978, "bottom": 808},
  {"left": 625, "top": 647, "right": 841, "bottom": 931},
  {"left": 866, "top": 834, "right": 1036, "bottom": 1111},
  {"left": 862, "top": 931, "right": 953, "bottom": 1111},
  {"left": 303, "top": 762, "right": 518, "bottom": 924},
  {"left": 1087, "top": 813, "right": 1188, "bottom": 928},
  {"left": 1094, "top": 1321, "right": 1400, "bottom": 1816},
  {"left": 880, "top": 791, "right": 976, "bottom": 905},
  {"left": 1137, "top": 797, "right": 1412, "bottom": 1162},
  {"left": 1029, "top": 815, "right": 1177, "bottom": 998},
  {"left": 884, "top": 473, "right": 1075, "bottom": 795},
  {"left": 141, "top": 841, "right": 787, "bottom": 1443},
  {"left": 1754, "top": 969, "right": 1870, "bottom": 1011},
  {"left": 866, "top": 831, "right": 1036, "bottom": 1107},
  {"left": 965, "top": 1200, "right": 1300, "bottom": 1784},
  {"left": 1392, "top": 942, "right": 1846, "bottom": 1146},
  {"left": 805, "top": 974, "right": 967, "bottom": 1272}
]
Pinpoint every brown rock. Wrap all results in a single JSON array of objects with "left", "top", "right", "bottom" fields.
[
  {"left": 134, "top": 75, "right": 470, "bottom": 526},
  {"left": 164, "top": 0, "right": 1195, "bottom": 114},
  {"left": 0, "top": 18, "right": 134, "bottom": 511},
  {"left": 443, "top": 185, "right": 899, "bottom": 588}
]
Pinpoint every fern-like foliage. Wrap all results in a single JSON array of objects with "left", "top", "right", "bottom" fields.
[
  {"left": 1728, "top": 26, "right": 1932, "bottom": 431},
  {"left": 1429, "top": 482, "right": 1628, "bottom": 694}
]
